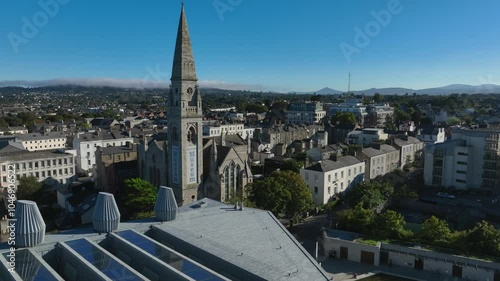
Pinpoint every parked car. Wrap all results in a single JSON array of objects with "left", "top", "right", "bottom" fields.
[{"left": 437, "top": 192, "right": 456, "bottom": 199}]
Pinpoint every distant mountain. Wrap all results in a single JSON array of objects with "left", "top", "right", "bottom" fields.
[{"left": 296, "top": 84, "right": 500, "bottom": 95}]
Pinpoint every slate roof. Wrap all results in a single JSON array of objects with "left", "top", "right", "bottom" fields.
[
  {"left": 16, "top": 132, "right": 67, "bottom": 141},
  {"left": 305, "top": 156, "right": 362, "bottom": 172},
  {"left": 361, "top": 144, "right": 397, "bottom": 158},
  {"left": 393, "top": 136, "right": 421, "bottom": 147}
]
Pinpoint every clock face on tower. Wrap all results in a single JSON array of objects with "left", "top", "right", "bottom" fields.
[{"left": 187, "top": 87, "right": 193, "bottom": 94}]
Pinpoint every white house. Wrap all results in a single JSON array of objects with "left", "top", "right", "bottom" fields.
[
  {"left": 72, "top": 130, "right": 134, "bottom": 174},
  {"left": 300, "top": 156, "right": 365, "bottom": 205},
  {"left": 15, "top": 132, "right": 68, "bottom": 151}
]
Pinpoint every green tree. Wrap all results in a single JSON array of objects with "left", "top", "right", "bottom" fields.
[
  {"left": 419, "top": 216, "right": 451, "bottom": 245},
  {"left": 331, "top": 111, "right": 357, "bottom": 127},
  {"left": 247, "top": 171, "right": 313, "bottom": 227},
  {"left": 281, "top": 159, "right": 303, "bottom": 173},
  {"left": 374, "top": 210, "right": 408, "bottom": 239},
  {"left": 16, "top": 176, "right": 42, "bottom": 201},
  {"left": 347, "top": 181, "right": 394, "bottom": 211},
  {"left": 336, "top": 205, "right": 375, "bottom": 234},
  {"left": 373, "top": 93, "right": 383, "bottom": 103},
  {"left": 124, "top": 178, "right": 158, "bottom": 215},
  {"left": 463, "top": 221, "right": 500, "bottom": 256}
]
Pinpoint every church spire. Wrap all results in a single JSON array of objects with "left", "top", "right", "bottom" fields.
[{"left": 171, "top": 3, "right": 197, "bottom": 82}]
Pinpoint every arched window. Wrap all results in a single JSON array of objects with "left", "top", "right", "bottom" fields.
[
  {"left": 224, "top": 167, "right": 230, "bottom": 200},
  {"left": 187, "top": 126, "right": 196, "bottom": 145}
]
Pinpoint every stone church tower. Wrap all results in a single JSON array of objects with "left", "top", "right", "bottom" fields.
[{"left": 166, "top": 4, "right": 203, "bottom": 205}]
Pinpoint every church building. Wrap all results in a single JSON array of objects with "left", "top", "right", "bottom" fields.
[{"left": 138, "top": 4, "right": 252, "bottom": 205}]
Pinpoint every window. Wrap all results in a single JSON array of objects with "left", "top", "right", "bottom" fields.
[
  {"left": 457, "top": 161, "right": 467, "bottom": 165},
  {"left": 456, "top": 179, "right": 466, "bottom": 184},
  {"left": 341, "top": 171, "right": 344, "bottom": 178},
  {"left": 1, "top": 165, "right": 5, "bottom": 172},
  {"left": 328, "top": 175, "right": 331, "bottom": 182},
  {"left": 314, "top": 186, "right": 318, "bottom": 193},
  {"left": 458, "top": 152, "right": 468, "bottom": 156},
  {"left": 328, "top": 186, "right": 331, "bottom": 194},
  {"left": 88, "top": 160, "right": 91, "bottom": 166},
  {"left": 456, "top": 170, "right": 466, "bottom": 174},
  {"left": 64, "top": 158, "right": 67, "bottom": 165},
  {"left": 314, "top": 174, "right": 318, "bottom": 182},
  {"left": 305, "top": 172, "right": 309, "bottom": 180}
]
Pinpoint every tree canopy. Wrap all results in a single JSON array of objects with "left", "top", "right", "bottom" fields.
[
  {"left": 331, "top": 111, "right": 357, "bottom": 127},
  {"left": 124, "top": 178, "right": 158, "bottom": 214},
  {"left": 347, "top": 181, "right": 394, "bottom": 212},
  {"left": 419, "top": 216, "right": 451, "bottom": 245},
  {"left": 16, "top": 176, "right": 42, "bottom": 201},
  {"left": 247, "top": 171, "right": 313, "bottom": 227}
]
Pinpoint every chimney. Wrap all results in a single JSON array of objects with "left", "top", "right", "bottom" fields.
[
  {"left": 154, "top": 186, "right": 178, "bottom": 221},
  {"left": 92, "top": 192, "right": 120, "bottom": 233},
  {"left": 240, "top": 202, "right": 244, "bottom": 211},
  {"left": 234, "top": 201, "right": 239, "bottom": 210},
  {"left": 128, "top": 129, "right": 132, "bottom": 138},
  {"left": 15, "top": 200, "right": 46, "bottom": 248}
]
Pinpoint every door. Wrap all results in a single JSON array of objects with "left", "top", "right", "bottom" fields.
[
  {"left": 340, "top": 247, "right": 348, "bottom": 260},
  {"left": 452, "top": 265, "right": 462, "bottom": 278},
  {"left": 360, "top": 251, "right": 375, "bottom": 265},
  {"left": 380, "top": 251, "right": 389, "bottom": 265},
  {"left": 414, "top": 258, "right": 424, "bottom": 270}
]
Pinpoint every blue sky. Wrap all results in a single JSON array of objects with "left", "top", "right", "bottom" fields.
[{"left": 1, "top": 0, "right": 500, "bottom": 92}]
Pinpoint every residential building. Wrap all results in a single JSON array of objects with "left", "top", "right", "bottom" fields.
[
  {"left": 392, "top": 135, "right": 424, "bottom": 167},
  {"left": 286, "top": 101, "right": 326, "bottom": 124},
  {"left": 347, "top": 128, "right": 388, "bottom": 146},
  {"left": 300, "top": 156, "right": 365, "bottom": 205},
  {"left": 306, "top": 144, "right": 346, "bottom": 162},
  {"left": 329, "top": 99, "right": 368, "bottom": 123},
  {"left": 0, "top": 149, "right": 76, "bottom": 198},
  {"left": 0, "top": 126, "right": 28, "bottom": 135},
  {"left": 418, "top": 127, "right": 446, "bottom": 145},
  {"left": 398, "top": 121, "right": 416, "bottom": 132},
  {"left": 202, "top": 121, "right": 256, "bottom": 139},
  {"left": 366, "top": 103, "right": 394, "bottom": 127},
  {"left": 356, "top": 144, "right": 400, "bottom": 180},
  {"left": 15, "top": 132, "right": 68, "bottom": 151},
  {"left": 95, "top": 143, "right": 138, "bottom": 194},
  {"left": 424, "top": 126, "right": 500, "bottom": 191},
  {"left": 72, "top": 130, "right": 134, "bottom": 174}
]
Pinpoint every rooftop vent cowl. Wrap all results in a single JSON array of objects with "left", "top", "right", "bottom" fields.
[
  {"left": 15, "top": 200, "right": 46, "bottom": 248},
  {"left": 155, "top": 186, "right": 178, "bottom": 222},
  {"left": 92, "top": 192, "right": 120, "bottom": 233}
]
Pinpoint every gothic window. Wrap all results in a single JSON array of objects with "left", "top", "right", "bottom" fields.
[
  {"left": 223, "top": 162, "right": 242, "bottom": 201},
  {"left": 224, "top": 167, "right": 230, "bottom": 200},
  {"left": 187, "top": 126, "right": 196, "bottom": 145}
]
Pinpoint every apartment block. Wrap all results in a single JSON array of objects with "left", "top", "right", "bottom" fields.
[{"left": 424, "top": 126, "right": 500, "bottom": 191}]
